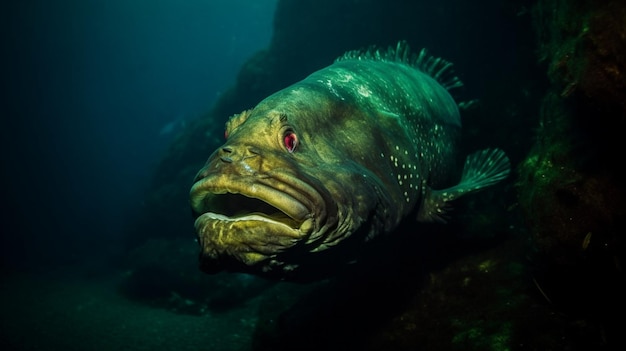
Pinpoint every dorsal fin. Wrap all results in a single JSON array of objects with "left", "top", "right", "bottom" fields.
[{"left": 335, "top": 40, "right": 463, "bottom": 91}]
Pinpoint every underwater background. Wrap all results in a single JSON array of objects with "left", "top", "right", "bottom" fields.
[{"left": 2, "top": 0, "right": 624, "bottom": 350}]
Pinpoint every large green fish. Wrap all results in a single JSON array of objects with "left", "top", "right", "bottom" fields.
[{"left": 190, "top": 41, "right": 510, "bottom": 280}]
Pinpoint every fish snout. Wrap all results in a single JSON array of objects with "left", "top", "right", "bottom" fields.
[
  {"left": 217, "top": 144, "right": 260, "bottom": 161},
  {"left": 195, "top": 144, "right": 263, "bottom": 181}
]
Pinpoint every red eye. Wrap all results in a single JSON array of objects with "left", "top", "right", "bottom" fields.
[
  {"left": 283, "top": 131, "right": 298, "bottom": 153},
  {"left": 224, "top": 130, "right": 229, "bottom": 139}
]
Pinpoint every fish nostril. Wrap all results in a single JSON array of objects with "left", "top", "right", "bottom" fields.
[{"left": 219, "top": 147, "right": 234, "bottom": 162}]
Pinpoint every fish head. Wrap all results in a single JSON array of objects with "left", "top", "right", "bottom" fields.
[
  {"left": 190, "top": 89, "right": 389, "bottom": 280},
  {"left": 188, "top": 100, "right": 349, "bottom": 280}
]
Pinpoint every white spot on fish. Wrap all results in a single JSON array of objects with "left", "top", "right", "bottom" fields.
[
  {"left": 322, "top": 79, "right": 343, "bottom": 100},
  {"left": 339, "top": 73, "right": 354, "bottom": 82},
  {"left": 357, "top": 85, "right": 372, "bottom": 97}
]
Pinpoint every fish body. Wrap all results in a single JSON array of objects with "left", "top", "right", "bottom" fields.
[{"left": 190, "top": 42, "right": 510, "bottom": 280}]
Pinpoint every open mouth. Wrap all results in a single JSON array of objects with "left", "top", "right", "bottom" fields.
[
  {"left": 191, "top": 191, "right": 306, "bottom": 231},
  {"left": 190, "top": 174, "right": 314, "bottom": 267},
  {"left": 189, "top": 170, "right": 329, "bottom": 268}
]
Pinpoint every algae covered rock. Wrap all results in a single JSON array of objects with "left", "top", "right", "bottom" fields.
[{"left": 517, "top": 0, "right": 626, "bottom": 346}]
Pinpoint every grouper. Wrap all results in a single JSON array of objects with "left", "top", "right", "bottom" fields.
[{"left": 190, "top": 41, "right": 511, "bottom": 280}]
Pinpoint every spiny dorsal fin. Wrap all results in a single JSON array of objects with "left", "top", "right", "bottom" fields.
[{"left": 335, "top": 40, "right": 463, "bottom": 91}]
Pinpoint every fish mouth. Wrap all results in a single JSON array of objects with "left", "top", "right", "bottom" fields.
[{"left": 189, "top": 171, "right": 322, "bottom": 268}]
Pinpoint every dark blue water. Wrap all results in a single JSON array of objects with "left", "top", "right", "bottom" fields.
[{"left": 2, "top": 0, "right": 276, "bottom": 270}]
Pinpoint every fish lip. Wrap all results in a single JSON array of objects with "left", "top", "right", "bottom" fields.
[
  {"left": 194, "top": 212, "right": 297, "bottom": 231},
  {"left": 189, "top": 172, "right": 317, "bottom": 233}
]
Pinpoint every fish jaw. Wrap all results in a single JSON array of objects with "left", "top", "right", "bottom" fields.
[
  {"left": 194, "top": 212, "right": 315, "bottom": 267},
  {"left": 190, "top": 170, "right": 324, "bottom": 271}
]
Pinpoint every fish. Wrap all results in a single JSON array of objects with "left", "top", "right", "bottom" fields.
[{"left": 189, "top": 41, "right": 511, "bottom": 280}]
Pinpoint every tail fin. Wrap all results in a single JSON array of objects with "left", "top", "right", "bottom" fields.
[{"left": 417, "top": 148, "right": 511, "bottom": 223}]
